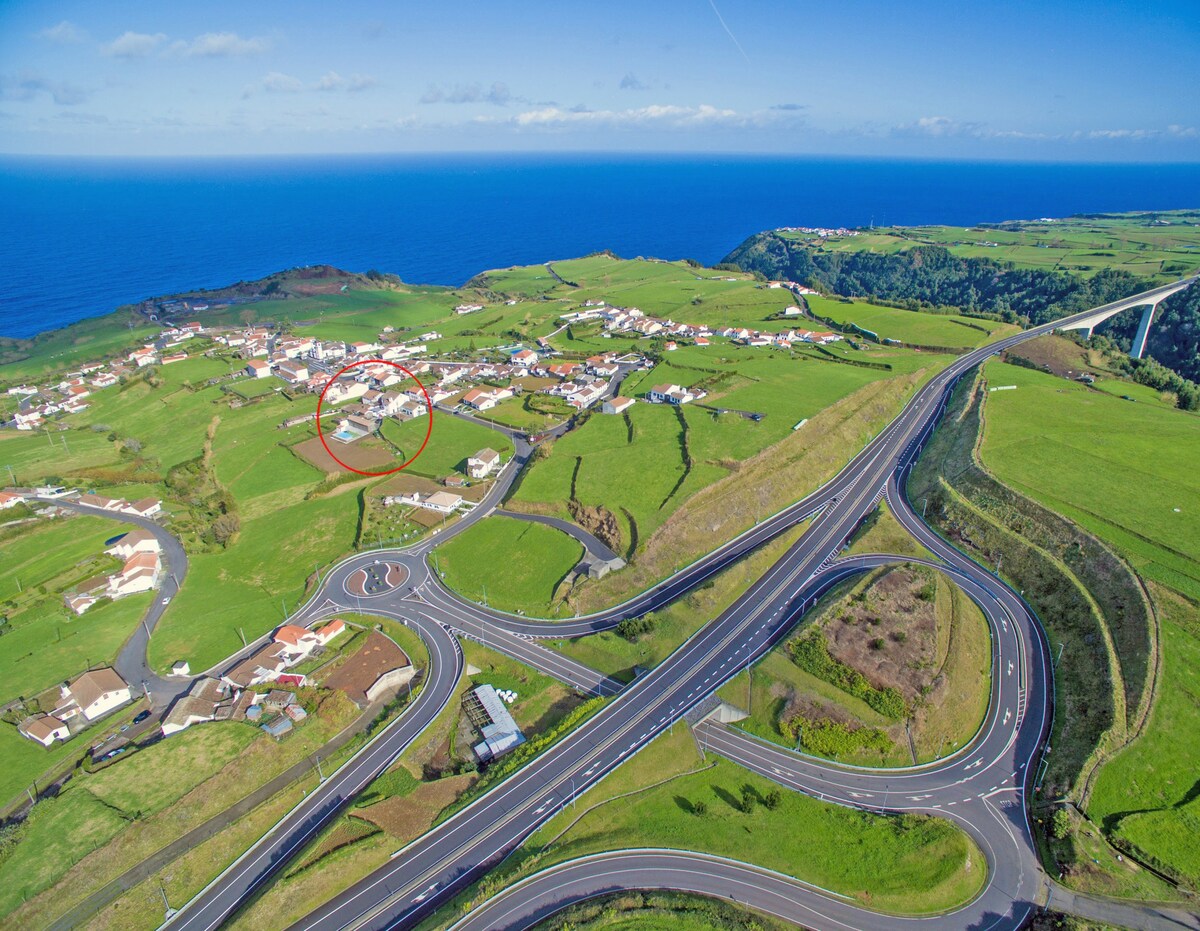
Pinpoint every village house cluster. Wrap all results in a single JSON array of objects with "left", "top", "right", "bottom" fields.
[
  {"left": 6, "top": 322, "right": 206, "bottom": 432},
  {"left": 776, "top": 225, "right": 861, "bottom": 238}
]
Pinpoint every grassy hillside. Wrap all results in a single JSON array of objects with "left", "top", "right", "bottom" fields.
[
  {"left": 975, "top": 359, "right": 1200, "bottom": 891},
  {"left": 780, "top": 211, "right": 1200, "bottom": 282},
  {"left": 979, "top": 359, "right": 1200, "bottom": 598}
]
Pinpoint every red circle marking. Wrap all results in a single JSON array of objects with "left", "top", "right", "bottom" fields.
[{"left": 315, "top": 359, "right": 434, "bottom": 476}]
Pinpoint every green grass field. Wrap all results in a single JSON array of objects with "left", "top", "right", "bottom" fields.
[
  {"left": 0, "top": 514, "right": 158, "bottom": 704},
  {"left": 976, "top": 357, "right": 1200, "bottom": 889},
  {"left": 0, "top": 722, "right": 258, "bottom": 917},
  {"left": 1087, "top": 586, "right": 1200, "bottom": 887},
  {"left": 378, "top": 413, "right": 512, "bottom": 481},
  {"left": 806, "top": 295, "right": 1009, "bottom": 347},
  {"left": 434, "top": 516, "right": 582, "bottom": 616},
  {"left": 979, "top": 359, "right": 1200, "bottom": 598},
  {"left": 0, "top": 314, "right": 160, "bottom": 386},
  {"left": 527, "top": 892, "right": 794, "bottom": 931},
  {"left": 513, "top": 347, "right": 943, "bottom": 560},
  {"left": 783, "top": 211, "right": 1200, "bottom": 283},
  {"left": 524, "top": 729, "right": 986, "bottom": 915},
  {"left": 1, "top": 357, "right": 366, "bottom": 677}
]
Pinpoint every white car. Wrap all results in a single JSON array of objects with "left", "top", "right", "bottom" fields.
[{"left": 162, "top": 597, "right": 171, "bottom": 605}]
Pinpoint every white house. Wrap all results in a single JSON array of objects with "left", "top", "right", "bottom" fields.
[
  {"left": 602, "top": 396, "right": 636, "bottom": 415},
  {"left": 106, "top": 551, "right": 161, "bottom": 598},
  {"left": 18, "top": 714, "right": 70, "bottom": 746},
  {"left": 647, "top": 383, "right": 705, "bottom": 406},
  {"left": 246, "top": 359, "right": 272, "bottom": 379},
  {"left": 105, "top": 527, "right": 161, "bottom": 560},
  {"left": 54, "top": 667, "right": 132, "bottom": 722},
  {"left": 467, "top": 448, "right": 501, "bottom": 478}
]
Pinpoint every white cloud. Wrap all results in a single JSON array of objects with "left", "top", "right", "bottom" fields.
[
  {"left": 170, "top": 32, "right": 270, "bottom": 58},
  {"left": 103, "top": 31, "right": 168, "bottom": 59},
  {"left": 40, "top": 21, "right": 85, "bottom": 44},
  {"left": 1080, "top": 125, "right": 1197, "bottom": 141},
  {"left": 315, "top": 71, "right": 377, "bottom": 93},
  {"left": 243, "top": 71, "right": 378, "bottom": 99},
  {"left": 512, "top": 103, "right": 742, "bottom": 129},
  {"left": 261, "top": 72, "right": 305, "bottom": 93}
]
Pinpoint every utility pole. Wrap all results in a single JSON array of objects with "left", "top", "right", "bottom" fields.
[
  {"left": 316, "top": 757, "right": 325, "bottom": 781},
  {"left": 4, "top": 464, "right": 14, "bottom": 484},
  {"left": 922, "top": 498, "right": 928, "bottom": 519},
  {"left": 1055, "top": 642, "right": 1065, "bottom": 667},
  {"left": 238, "top": 627, "right": 247, "bottom": 647},
  {"left": 159, "top": 884, "right": 176, "bottom": 921}
]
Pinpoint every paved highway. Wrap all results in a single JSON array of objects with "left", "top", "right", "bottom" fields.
[{"left": 160, "top": 279, "right": 1194, "bottom": 931}]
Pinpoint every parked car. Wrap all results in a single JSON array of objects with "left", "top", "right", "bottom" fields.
[{"left": 132, "top": 710, "right": 151, "bottom": 724}]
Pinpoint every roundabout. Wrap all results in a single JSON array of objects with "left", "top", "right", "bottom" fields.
[{"left": 345, "top": 561, "right": 409, "bottom": 598}]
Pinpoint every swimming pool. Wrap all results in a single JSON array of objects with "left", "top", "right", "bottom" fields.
[{"left": 332, "top": 430, "right": 358, "bottom": 442}]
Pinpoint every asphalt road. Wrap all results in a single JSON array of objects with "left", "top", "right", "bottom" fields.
[
  {"left": 160, "top": 278, "right": 1195, "bottom": 931},
  {"left": 34, "top": 496, "right": 188, "bottom": 705}
]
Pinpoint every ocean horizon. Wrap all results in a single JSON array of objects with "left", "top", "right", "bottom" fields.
[{"left": 2, "top": 152, "right": 1199, "bottom": 340}]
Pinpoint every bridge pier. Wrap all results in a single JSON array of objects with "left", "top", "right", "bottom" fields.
[{"left": 1129, "top": 301, "right": 1159, "bottom": 360}]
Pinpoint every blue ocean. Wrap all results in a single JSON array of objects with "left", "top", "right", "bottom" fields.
[{"left": 2, "top": 154, "right": 1199, "bottom": 339}]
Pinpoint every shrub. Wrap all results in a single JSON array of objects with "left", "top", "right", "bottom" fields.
[
  {"left": 788, "top": 633, "right": 907, "bottom": 719},
  {"left": 1051, "top": 808, "right": 1072, "bottom": 840}
]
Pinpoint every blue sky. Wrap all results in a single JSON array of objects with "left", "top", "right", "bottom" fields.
[{"left": 1, "top": 0, "right": 1197, "bottom": 159}]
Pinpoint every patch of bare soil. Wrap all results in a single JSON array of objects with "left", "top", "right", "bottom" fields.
[
  {"left": 357, "top": 773, "right": 476, "bottom": 843},
  {"left": 294, "top": 435, "right": 395, "bottom": 472},
  {"left": 1003, "top": 334, "right": 1095, "bottom": 379},
  {"left": 824, "top": 567, "right": 939, "bottom": 703}
]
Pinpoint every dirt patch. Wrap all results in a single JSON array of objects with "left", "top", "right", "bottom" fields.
[
  {"left": 823, "top": 567, "right": 939, "bottom": 703},
  {"left": 294, "top": 435, "right": 395, "bottom": 473},
  {"left": 1003, "top": 334, "right": 1096, "bottom": 379},
  {"left": 568, "top": 500, "right": 622, "bottom": 553},
  {"left": 357, "top": 773, "right": 476, "bottom": 843}
]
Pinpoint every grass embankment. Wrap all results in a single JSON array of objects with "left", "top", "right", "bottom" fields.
[
  {"left": 559, "top": 367, "right": 933, "bottom": 615},
  {"left": 432, "top": 728, "right": 986, "bottom": 926},
  {"left": 910, "top": 354, "right": 1200, "bottom": 898},
  {"left": 845, "top": 499, "right": 933, "bottom": 560},
  {"left": 979, "top": 358, "right": 1200, "bottom": 600},
  {"left": 435, "top": 516, "right": 583, "bottom": 617},
  {"left": 529, "top": 891, "right": 795, "bottom": 931},
  {"left": 719, "top": 565, "right": 990, "bottom": 766},
  {"left": 977, "top": 358, "right": 1200, "bottom": 890},
  {"left": 911, "top": 366, "right": 1156, "bottom": 801}
]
